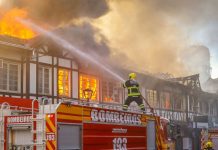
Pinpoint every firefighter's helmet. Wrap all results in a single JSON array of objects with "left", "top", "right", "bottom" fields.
[{"left": 129, "top": 73, "right": 136, "bottom": 79}]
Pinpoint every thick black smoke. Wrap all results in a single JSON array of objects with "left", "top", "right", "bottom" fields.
[
  {"left": 55, "top": 22, "right": 110, "bottom": 56},
  {"left": 11, "top": 0, "right": 109, "bottom": 26}
]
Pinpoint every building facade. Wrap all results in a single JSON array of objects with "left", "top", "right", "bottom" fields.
[
  {"left": 1, "top": 36, "right": 218, "bottom": 121},
  {"left": 0, "top": 36, "right": 123, "bottom": 104},
  {"left": 1, "top": 35, "right": 218, "bottom": 149}
]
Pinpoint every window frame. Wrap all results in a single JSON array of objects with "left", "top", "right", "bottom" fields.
[
  {"left": 79, "top": 73, "right": 99, "bottom": 102},
  {"left": 38, "top": 66, "right": 52, "bottom": 95},
  {"left": 58, "top": 68, "right": 71, "bottom": 98},
  {"left": 146, "top": 89, "right": 158, "bottom": 108},
  {"left": 0, "top": 61, "right": 21, "bottom": 93},
  {"left": 101, "top": 80, "right": 122, "bottom": 104}
]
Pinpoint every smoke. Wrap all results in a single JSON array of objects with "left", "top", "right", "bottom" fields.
[
  {"left": 0, "top": 0, "right": 111, "bottom": 64},
  {"left": 93, "top": 0, "right": 218, "bottom": 78},
  {"left": 1, "top": 0, "right": 218, "bottom": 79},
  {"left": 54, "top": 22, "right": 110, "bottom": 57},
  {"left": 180, "top": 45, "right": 211, "bottom": 84},
  {"left": 9, "top": 0, "right": 109, "bottom": 26}
]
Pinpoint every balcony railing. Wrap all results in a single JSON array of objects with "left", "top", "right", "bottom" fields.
[{"left": 153, "top": 107, "right": 218, "bottom": 122}]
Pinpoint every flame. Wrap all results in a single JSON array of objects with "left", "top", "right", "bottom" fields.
[
  {"left": 79, "top": 74, "right": 99, "bottom": 101},
  {"left": 0, "top": 8, "right": 36, "bottom": 39}
]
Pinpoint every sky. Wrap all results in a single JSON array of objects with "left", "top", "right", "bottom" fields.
[{"left": 0, "top": 0, "right": 218, "bottom": 79}]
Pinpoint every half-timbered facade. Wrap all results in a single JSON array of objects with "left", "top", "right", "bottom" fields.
[
  {"left": 1, "top": 35, "right": 218, "bottom": 122},
  {"left": 0, "top": 35, "right": 123, "bottom": 104},
  {"left": 1, "top": 35, "right": 218, "bottom": 149}
]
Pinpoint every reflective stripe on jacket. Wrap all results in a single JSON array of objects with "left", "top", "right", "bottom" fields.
[{"left": 123, "top": 79, "right": 141, "bottom": 96}]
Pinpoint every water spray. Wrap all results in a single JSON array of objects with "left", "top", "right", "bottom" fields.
[{"left": 18, "top": 18, "right": 125, "bottom": 82}]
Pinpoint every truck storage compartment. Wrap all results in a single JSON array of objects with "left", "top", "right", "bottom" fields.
[
  {"left": 58, "top": 124, "right": 81, "bottom": 150},
  {"left": 8, "top": 126, "right": 32, "bottom": 150},
  {"left": 147, "top": 121, "right": 156, "bottom": 150}
]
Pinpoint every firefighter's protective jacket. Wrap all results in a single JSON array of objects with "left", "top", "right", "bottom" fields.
[{"left": 123, "top": 79, "right": 141, "bottom": 97}]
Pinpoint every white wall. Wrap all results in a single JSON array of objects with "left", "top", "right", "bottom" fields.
[
  {"left": 29, "top": 63, "right": 36, "bottom": 94},
  {"left": 38, "top": 55, "right": 52, "bottom": 64},
  {"left": 0, "top": 48, "right": 22, "bottom": 60},
  {"left": 59, "top": 58, "right": 71, "bottom": 68},
  {"left": 72, "top": 61, "right": 78, "bottom": 70}
]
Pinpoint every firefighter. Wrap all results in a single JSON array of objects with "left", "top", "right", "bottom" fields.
[
  {"left": 122, "top": 73, "right": 145, "bottom": 111},
  {"left": 204, "top": 138, "right": 214, "bottom": 150}
]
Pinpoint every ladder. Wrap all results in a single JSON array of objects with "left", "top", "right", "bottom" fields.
[{"left": 31, "top": 99, "right": 46, "bottom": 150}]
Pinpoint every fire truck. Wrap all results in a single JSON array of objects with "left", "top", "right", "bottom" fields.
[{"left": 0, "top": 97, "right": 175, "bottom": 150}]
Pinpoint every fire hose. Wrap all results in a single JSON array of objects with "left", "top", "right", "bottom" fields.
[{"left": 139, "top": 92, "right": 156, "bottom": 116}]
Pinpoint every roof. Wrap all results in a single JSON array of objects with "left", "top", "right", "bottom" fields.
[{"left": 0, "top": 35, "right": 33, "bottom": 51}]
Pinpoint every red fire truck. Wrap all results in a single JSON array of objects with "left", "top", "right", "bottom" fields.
[{"left": 0, "top": 97, "right": 175, "bottom": 150}]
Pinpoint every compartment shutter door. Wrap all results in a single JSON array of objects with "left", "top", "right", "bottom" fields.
[
  {"left": 147, "top": 121, "right": 156, "bottom": 150},
  {"left": 12, "top": 129, "right": 32, "bottom": 145},
  {"left": 58, "top": 124, "right": 81, "bottom": 150}
]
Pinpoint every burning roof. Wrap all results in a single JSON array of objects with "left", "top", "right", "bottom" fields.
[{"left": 0, "top": 8, "right": 36, "bottom": 39}]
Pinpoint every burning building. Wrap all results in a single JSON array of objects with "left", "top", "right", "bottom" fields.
[{"left": 1, "top": 3, "right": 218, "bottom": 150}]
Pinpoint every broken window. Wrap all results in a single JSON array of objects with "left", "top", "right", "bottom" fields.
[
  {"left": 58, "top": 69, "right": 71, "bottom": 97},
  {"left": 173, "top": 95, "right": 182, "bottom": 110},
  {"left": 146, "top": 90, "right": 158, "bottom": 108},
  {"left": 102, "top": 80, "right": 122, "bottom": 103},
  {"left": 160, "top": 92, "right": 171, "bottom": 109},
  {"left": 79, "top": 74, "right": 99, "bottom": 101}
]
